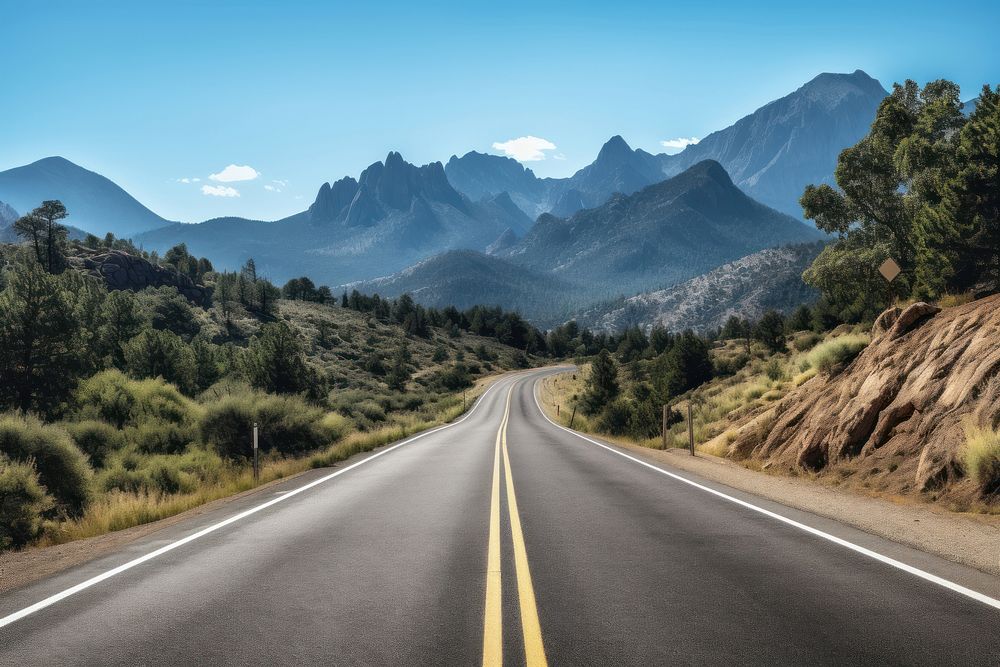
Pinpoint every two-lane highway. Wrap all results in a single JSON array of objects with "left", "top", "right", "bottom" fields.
[{"left": 2, "top": 369, "right": 998, "bottom": 665}]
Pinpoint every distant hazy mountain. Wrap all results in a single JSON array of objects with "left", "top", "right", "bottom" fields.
[
  {"left": 348, "top": 249, "right": 580, "bottom": 324},
  {"left": 964, "top": 96, "right": 979, "bottom": 115},
  {"left": 0, "top": 157, "right": 172, "bottom": 238},
  {"left": 660, "top": 70, "right": 888, "bottom": 217},
  {"left": 137, "top": 152, "right": 532, "bottom": 285},
  {"left": 576, "top": 243, "right": 824, "bottom": 333},
  {"left": 446, "top": 135, "right": 666, "bottom": 218},
  {"left": 446, "top": 71, "right": 887, "bottom": 220},
  {"left": 498, "top": 160, "right": 823, "bottom": 298}
]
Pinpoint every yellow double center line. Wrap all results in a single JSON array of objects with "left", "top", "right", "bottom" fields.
[{"left": 483, "top": 385, "right": 547, "bottom": 667}]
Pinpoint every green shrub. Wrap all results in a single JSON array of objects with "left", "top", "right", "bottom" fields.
[
  {"left": 0, "top": 454, "right": 55, "bottom": 550},
  {"left": 793, "top": 331, "right": 822, "bottom": 352},
  {"left": 627, "top": 399, "right": 662, "bottom": 439},
  {"left": 355, "top": 400, "right": 387, "bottom": 423},
  {"left": 597, "top": 399, "right": 631, "bottom": 435},
  {"left": 63, "top": 420, "right": 126, "bottom": 467},
  {"left": 74, "top": 370, "right": 199, "bottom": 428},
  {"left": 123, "top": 329, "right": 198, "bottom": 394},
  {"left": 0, "top": 414, "right": 93, "bottom": 517},
  {"left": 962, "top": 425, "right": 1000, "bottom": 495},
  {"left": 714, "top": 353, "right": 749, "bottom": 377},
  {"left": 763, "top": 358, "right": 786, "bottom": 382},
  {"left": 807, "top": 335, "right": 869, "bottom": 374},
  {"left": 200, "top": 392, "right": 334, "bottom": 459},
  {"left": 99, "top": 447, "right": 226, "bottom": 495},
  {"left": 128, "top": 419, "right": 196, "bottom": 455}
]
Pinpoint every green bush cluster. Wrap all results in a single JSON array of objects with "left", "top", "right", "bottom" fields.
[{"left": 200, "top": 391, "right": 341, "bottom": 459}]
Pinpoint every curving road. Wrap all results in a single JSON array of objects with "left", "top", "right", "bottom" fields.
[{"left": 1, "top": 368, "right": 999, "bottom": 665}]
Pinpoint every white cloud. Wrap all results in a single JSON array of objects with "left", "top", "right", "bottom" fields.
[
  {"left": 552, "top": 153, "right": 567, "bottom": 161},
  {"left": 264, "top": 184, "right": 279, "bottom": 192},
  {"left": 491, "top": 136, "right": 557, "bottom": 162},
  {"left": 660, "top": 137, "right": 700, "bottom": 152},
  {"left": 264, "top": 179, "right": 286, "bottom": 193},
  {"left": 176, "top": 177, "right": 201, "bottom": 184},
  {"left": 209, "top": 164, "right": 260, "bottom": 182},
  {"left": 201, "top": 184, "right": 240, "bottom": 197}
]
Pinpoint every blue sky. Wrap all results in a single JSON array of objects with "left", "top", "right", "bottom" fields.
[{"left": 2, "top": 0, "right": 997, "bottom": 222}]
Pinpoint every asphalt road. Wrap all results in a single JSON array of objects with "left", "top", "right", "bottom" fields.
[{"left": 2, "top": 369, "right": 998, "bottom": 665}]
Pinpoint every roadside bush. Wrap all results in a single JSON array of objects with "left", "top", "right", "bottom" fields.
[
  {"left": 99, "top": 448, "right": 226, "bottom": 495},
  {"left": 763, "top": 358, "right": 785, "bottom": 382},
  {"left": 627, "top": 399, "right": 662, "bottom": 440},
  {"left": 807, "top": 335, "right": 869, "bottom": 375},
  {"left": 714, "top": 353, "right": 749, "bottom": 377},
  {"left": 355, "top": 400, "right": 387, "bottom": 423},
  {"left": 128, "top": 418, "right": 197, "bottom": 455},
  {"left": 0, "top": 414, "right": 93, "bottom": 517},
  {"left": 792, "top": 331, "right": 822, "bottom": 352},
  {"left": 0, "top": 455, "right": 55, "bottom": 550},
  {"left": 63, "top": 420, "right": 126, "bottom": 467},
  {"left": 597, "top": 399, "right": 631, "bottom": 435},
  {"left": 74, "top": 370, "right": 199, "bottom": 428},
  {"left": 962, "top": 425, "right": 1000, "bottom": 495},
  {"left": 200, "top": 392, "right": 334, "bottom": 459}
]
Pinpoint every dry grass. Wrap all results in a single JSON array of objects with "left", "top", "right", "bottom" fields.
[{"left": 962, "top": 423, "right": 1000, "bottom": 495}]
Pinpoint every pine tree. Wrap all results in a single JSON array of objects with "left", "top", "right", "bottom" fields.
[{"left": 581, "top": 349, "right": 619, "bottom": 415}]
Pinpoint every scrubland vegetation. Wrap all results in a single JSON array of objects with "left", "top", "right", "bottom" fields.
[{"left": 0, "top": 219, "right": 551, "bottom": 552}]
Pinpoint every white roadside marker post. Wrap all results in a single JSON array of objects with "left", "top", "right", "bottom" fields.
[
  {"left": 253, "top": 422, "right": 259, "bottom": 483},
  {"left": 687, "top": 401, "right": 695, "bottom": 456}
]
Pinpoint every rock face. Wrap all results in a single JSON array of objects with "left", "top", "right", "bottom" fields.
[
  {"left": 68, "top": 248, "right": 208, "bottom": 305},
  {"left": 576, "top": 243, "right": 823, "bottom": 333},
  {"left": 729, "top": 297, "right": 1000, "bottom": 503}
]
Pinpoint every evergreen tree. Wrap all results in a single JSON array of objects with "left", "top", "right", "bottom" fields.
[
  {"left": 652, "top": 331, "right": 713, "bottom": 402},
  {"left": 581, "top": 349, "right": 619, "bottom": 415},
  {"left": 243, "top": 323, "right": 310, "bottom": 394},
  {"left": 0, "top": 252, "right": 80, "bottom": 413},
  {"left": 754, "top": 310, "right": 787, "bottom": 353}
]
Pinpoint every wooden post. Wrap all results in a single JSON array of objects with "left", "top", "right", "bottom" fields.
[
  {"left": 557, "top": 404, "right": 560, "bottom": 417},
  {"left": 687, "top": 402, "right": 695, "bottom": 456},
  {"left": 662, "top": 404, "right": 669, "bottom": 449},
  {"left": 463, "top": 389, "right": 467, "bottom": 412},
  {"left": 569, "top": 405, "right": 577, "bottom": 428}
]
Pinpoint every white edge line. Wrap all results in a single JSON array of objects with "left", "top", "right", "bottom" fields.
[
  {"left": 0, "top": 374, "right": 515, "bottom": 629},
  {"left": 531, "top": 375, "right": 1000, "bottom": 612}
]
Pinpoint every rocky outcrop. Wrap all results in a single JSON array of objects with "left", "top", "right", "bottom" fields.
[
  {"left": 68, "top": 248, "right": 208, "bottom": 305},
  {"left": 728, "top": 297, "right": 1000, "bottom": 504}
]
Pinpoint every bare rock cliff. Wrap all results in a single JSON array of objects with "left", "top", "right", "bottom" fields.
[
  {"left": 68, "top": 248, "right": 208, "bottom": 305},
  {"left": 728, "top": 297, "right": 1000, "bottom": 505}
]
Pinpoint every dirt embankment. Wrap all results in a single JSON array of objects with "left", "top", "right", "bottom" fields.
[{"left": 725, "top": 297, "right": 1000, "bottom": 509}]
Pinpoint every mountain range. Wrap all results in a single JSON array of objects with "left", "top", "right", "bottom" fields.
[
  {"left": 136, "top": 152, "right": 532, "bottom": 285},
  {"left": 354, "top": 161, "right": 822, "bottom": 325},
  {"left": 0, "top": 157, "right": 172, "bottom": 238},
  {"left": 445, "top": 70, "right": 888, "bottom": 219}
]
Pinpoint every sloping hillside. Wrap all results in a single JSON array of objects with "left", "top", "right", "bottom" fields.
[
  {"left": 349, "top": 249, "right": 581, "bottom": 325},
  {"left": 724, "top": 298, "right": 1000, "bottom": 508},
  {"left": 578, "top": 243, "right": 823, "bottom": 332}
]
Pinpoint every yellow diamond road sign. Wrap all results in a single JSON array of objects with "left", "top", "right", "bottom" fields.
[{"left": 879, "top": 258, "right": 901, "bottom": 282}]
